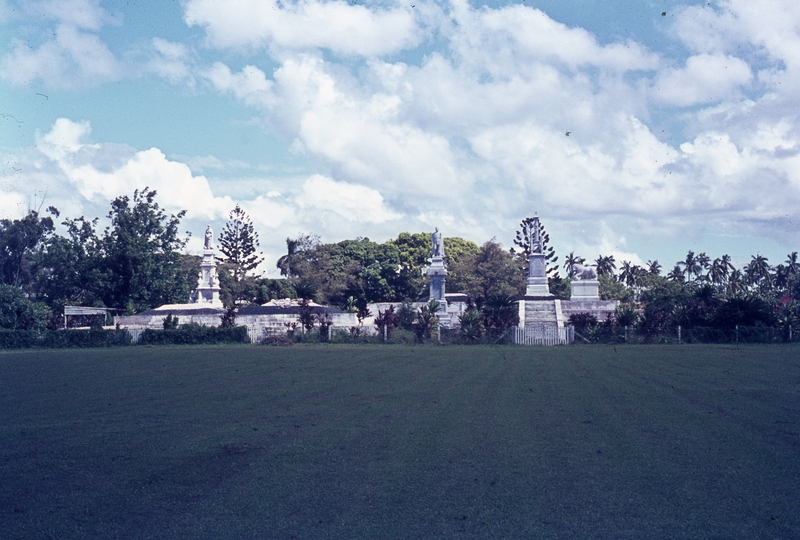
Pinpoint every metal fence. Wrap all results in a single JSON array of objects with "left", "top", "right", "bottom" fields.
[{"left": 512, "top": 325, "right": 574, "bottom": 346}]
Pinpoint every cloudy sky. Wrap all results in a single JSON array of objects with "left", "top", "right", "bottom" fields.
[{"left": 2, "top": 0, "right": 799, "bottom": 275}]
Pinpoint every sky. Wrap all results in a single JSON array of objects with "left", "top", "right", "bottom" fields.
[{"left": 2, "top": 0, "right": 800, "bottom": 277}]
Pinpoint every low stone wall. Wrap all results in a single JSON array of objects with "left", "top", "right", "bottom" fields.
[{"left": 559, "top": 299, "right": 618, "bottom": 321}]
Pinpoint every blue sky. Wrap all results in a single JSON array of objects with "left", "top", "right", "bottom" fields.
[{"left": 2, "top": 0, "right": 799, "bottom": 276}]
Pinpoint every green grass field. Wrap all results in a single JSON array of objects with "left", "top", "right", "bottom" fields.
[{"left": 1, "top": 344, "right": 799, "bottom": 539}]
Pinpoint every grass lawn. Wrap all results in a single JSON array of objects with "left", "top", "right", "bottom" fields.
[{"left": 1, "top": 343, "right": 799, "bottom": 539}]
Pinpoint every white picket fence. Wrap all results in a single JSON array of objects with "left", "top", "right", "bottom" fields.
[{"left": 512, "top": 325, "right": 573, "bottom": 346}]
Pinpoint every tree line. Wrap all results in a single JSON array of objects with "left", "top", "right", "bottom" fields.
[{"left": 1, "top": 188, "right": 798, "bottom": 337}]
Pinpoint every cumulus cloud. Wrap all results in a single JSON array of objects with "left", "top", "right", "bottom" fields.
[
  {"left": 2, "top": 24, "right": 121, "bottom": 88},
  {"left": 146, "top": 38, "right": 195, "bottom": 86},
  {"left": 191, "top": 0, "right": 800, "bottom": 256},
  {"left": 184, "top": 0, "right": 421, "bottom": 56},
  {"left": 0, "top": 0, "right": 120, "bottom": 88},
  {"left": 297, "top": 174, "right": 402, "bottom": 223},
  {"left": 448, "top": 1, "right": 659, "bottom": 74},
  {"left": 36, "top": 118, "right": 235, "bottom": 220},
  {"left": 652, "top": 54, "right": 752, "bottom": 107}
]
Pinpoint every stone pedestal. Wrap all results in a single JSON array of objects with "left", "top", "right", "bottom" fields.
[
  {"left": 570, "top": 279, "right": 600, "bottom": 301},
  {"left": 191, "top": 249, "right": 223, "bottom": 307},
  {"left": 427, "top": 256, "right": 451, "bottom": 327},
  {"left": 518, "top": 299, "right": 565, "bottom": 329},
  {"left": 526, "top": 253, "right": 551, "bottom": 297}
]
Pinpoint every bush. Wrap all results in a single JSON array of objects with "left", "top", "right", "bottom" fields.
[
  {"left": 262, "top": 335, "right": 294, "bottom": 346},
  {"left": 0, "top": 328, "right": 132, "bottom": 349},
  {"left": 140, "top": 324, "right": 249, "bottom": 345}
]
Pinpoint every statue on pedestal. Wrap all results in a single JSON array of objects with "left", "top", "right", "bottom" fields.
[
  {"left": 432, "top": 227, "right": 444, "bottom": 258},
  {"left": 529, "top": 217, "right": 542, "bottom": 254},
  {"left": 204, "top": 225, "right": 213, "bottom": 250}
]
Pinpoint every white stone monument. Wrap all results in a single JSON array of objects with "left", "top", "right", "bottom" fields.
[
  {"left": 569, "top": 264, "right": 600, "bottom": 300},
  {"left": 190, "top": 224, "right": 223, "bottom": 307},
  {"left": 525, "top": 216, "right": 552, "bottom": 297},
  {"left": 427, "top": 227, "right": 451, "bottom": 326}
]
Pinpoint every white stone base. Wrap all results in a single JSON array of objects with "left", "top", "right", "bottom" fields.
[{"left": 570, "top": 279, "right": 600, "bottom": 301}]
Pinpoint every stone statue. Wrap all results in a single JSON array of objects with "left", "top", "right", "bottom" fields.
[
  {"left": 529, "top": 217, "right": 542, "bottom": 254},
  {"left": 204, "top": 225, "right": 213, "bottom": 250},
  {"left": 431, "top": 227, "right": 444, "bottom": 258},
  {"left": 570, "top": 263, "right": 597, "bottom": 280}
]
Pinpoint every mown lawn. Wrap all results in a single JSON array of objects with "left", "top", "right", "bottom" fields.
[{"left": 1, "top": 344, "right": 799, "bottom": 539}]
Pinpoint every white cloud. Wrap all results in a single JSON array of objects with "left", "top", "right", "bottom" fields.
[
  {"left": 184, "top": 0, "right": 421, "bottom": 56},
  {"left": 204, "top": 62, "right": 274, "bottom": 109},
  {"left": 147, "top": 38, "right": 195, "bottom": 86},
  {"left": 1, "top": 20, "right": 120, "bottom": 88},
  {"left": 652, "top": 53, "right": 752, "bottom": 107},
  {"left": 35, "top": 118, "right": 236, "bottom": 220},
  {"left": 448, "top": 1, "right": 659, "bottom": 74},
  {"left": 296, "top": 174, "right": 401, "bottom": 223},
  {"left": 193, "top": 0, "right": 800, "bottom": 257},
  {"left": 34, "top": 0, "right": 111, "bottom": 30}
]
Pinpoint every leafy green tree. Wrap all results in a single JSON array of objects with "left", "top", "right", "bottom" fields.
[
  {"left": 449, "top": 241, "right": 524, "bottom": 301},
  {"left": 712, "top": 296, "right": 775, "bottom": 327},
  {"left": 34, "top": 216, "right": 104, "bottom": 309},
  {"left": 277, "top": 234, "right": 320, "bottom": 281},
  {"left": 388, "top": 232, "right": 432, "bottom": 299},
  {"left": 0, "top": 209, "right": 55, "bottom": 291},
  {"left": 100, "top": 188, "right": 191, "bottom": 313},
  {"left": 598, "top": 273, "right": 632, "bottom": 302},
  {"left": 646, "top": 260, "right": 662, "bottom": 275},
  {"left": 0, "top": 284, "right": 51, "bottom": 330}
]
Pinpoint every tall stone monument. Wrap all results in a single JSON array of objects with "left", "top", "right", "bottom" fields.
[
  {"left": 525, "top": 216, "right": 552, "bottom": 297},
  {"left": 427, "top": 227, "right": 447, "bottom": 303},
  {"left": 426, "top": 227, "right": 453, "bottom": 327},
  {"left": 190, "top": 224, "right": 223, "bottom": 307}
]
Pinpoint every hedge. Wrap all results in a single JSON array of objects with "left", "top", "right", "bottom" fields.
[
  {"left": 139, "top": 324, "right": 249, "bottom": 345},
  {"left": 0, "top": 329, "right": 132, "bottom": 349}
]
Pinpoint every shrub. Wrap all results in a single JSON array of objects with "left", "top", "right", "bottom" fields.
[
  {"left": 262, "top": 335, "right": 294, "bottom": 346},
  {"left": 140, "top": 324, "right": 249, "bottom": 345}
]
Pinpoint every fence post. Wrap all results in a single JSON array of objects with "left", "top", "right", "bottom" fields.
[
  {"left": 383, "top": 324, "right": 387, "bottom": 342},
  {"left": 624, "top": 325, "right": 628, "bottom": 343},
  {"left": 437, "top": 324, "right": 441, "bottom": 343},
  {"left": 790, "top": 325, "right": 793, "bottom": 342},
  {"left": 735, "top": 324, "right": 739, "bottom": 344},
  {"left": 677, "top": 325, "right": 681, "bottom": 345}
]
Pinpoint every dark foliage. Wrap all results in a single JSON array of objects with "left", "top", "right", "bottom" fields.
[{"left": 140, "top": 324, "right": 249, "bottom": 345}]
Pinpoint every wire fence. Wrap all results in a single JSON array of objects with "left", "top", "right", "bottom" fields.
[{"left": 575, "top": 324, "right": 799, "bottom": 345}]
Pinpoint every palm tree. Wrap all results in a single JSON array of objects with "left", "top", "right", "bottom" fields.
[
  {"left": 277, "top": 237, "right": 300, "bottom": 281},
  {"left": 720, "top": 254, "right": 735, "bottom": 273},
  {"left": 678, "top": 250, "right": 702, "bottom": 282},
  {"left": 696, "top": 252, "right": 711, "bottom": 273},
  {"left": 708, "top": 257, "right": 728, "bottom": 285},
  {"left": 618, "top": 261, "right": 637, "bottom": 287},
  {"left": 595, "top": 255, "right": 616, "bottom": 277},
  {"left": 786, "top": 252, "right": 799, "bottom": 275},
  {"left": 727, "top": 269, "right": 745, "bottom": 296},
  {"left": 646, "top": 260, "right": 662, "bottom": 275},
  {"left": 746, "top": 254, "right": 772, "bottom": 289},
  {"left": 564, "top": 252, "right": 586, "bottom": 278},
  {"left": 667, "top": 265, "right": 685, "bottom": 283}
]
